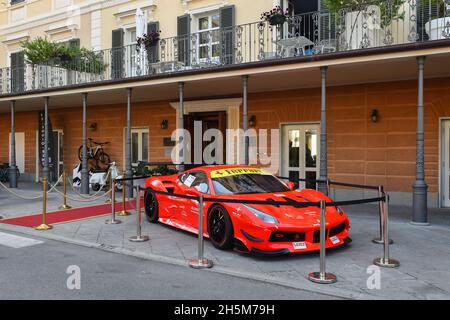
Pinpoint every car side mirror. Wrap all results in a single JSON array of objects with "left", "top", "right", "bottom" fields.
[{"left": 286, "top": 181, "right": 296, "bottom": 191}]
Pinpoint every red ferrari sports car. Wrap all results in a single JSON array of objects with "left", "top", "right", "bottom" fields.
[{"left": 144, "top": 165, "right": 350, "bottom": 256}]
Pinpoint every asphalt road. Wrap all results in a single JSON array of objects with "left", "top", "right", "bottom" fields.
[{"left": 0, "top": 231, "right": 338, "bottom": 300}]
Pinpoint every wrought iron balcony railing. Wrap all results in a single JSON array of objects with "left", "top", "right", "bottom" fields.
[{"left": 1, "top": 0, "right": 449, "bottom": 95}]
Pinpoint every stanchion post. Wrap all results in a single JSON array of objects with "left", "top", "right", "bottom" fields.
[
  {"left": 308, "top": 200, "right": 337, "bottom": 284},
  {"left": 129, "top": 186, "right": 149, "bottom": 242},
  {"left": 118, "top": 181, "right": 131, "bottom": 216},
  {"left": 105, "top": 168, "right": 112, "bottom": 203},
  {"left": 34, "top": 177, "right": 53, "bottom": 230},
  {"left": 374, "top": 193, "right": 400, "bottom": 268},
  {"left": 59, "top": 170, "right": 72, "bottom": 210},
  {"left": 105, "top": 178, "right": 121, "bottom": 225},
  {"left": 373, "top": 186, "right": 393, "bottom": 245},
  {"left": 188, "top": 195, "right": 213, "bottom": 269}
]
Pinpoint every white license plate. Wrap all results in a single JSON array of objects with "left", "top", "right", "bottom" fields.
[
  {"left": 330, "top": 236, "right": 341, "bottom": 244},
  {"left": 293, "top": 241, "right": 307, "bottom": 250}
]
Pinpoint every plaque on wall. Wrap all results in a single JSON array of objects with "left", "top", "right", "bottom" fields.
[{"left": 163, "top": 137, "right": 176, "bottom": 147}]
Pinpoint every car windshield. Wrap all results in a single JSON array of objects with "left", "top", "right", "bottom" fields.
[{"left": 212, "top": 174, "right": 289, "bottom": 195}]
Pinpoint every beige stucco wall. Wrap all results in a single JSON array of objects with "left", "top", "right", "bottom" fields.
[{"left": 0, "top": 0, "right": 275, "bottom": 67}]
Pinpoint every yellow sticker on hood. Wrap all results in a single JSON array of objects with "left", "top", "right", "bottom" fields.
[{"left": 210, "top": 168, "right": 269, "bottom": 178}]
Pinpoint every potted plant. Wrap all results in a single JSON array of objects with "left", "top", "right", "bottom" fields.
[
  {"left": 323, "top": 0, "right": 406, "bottom": 49},
  {"left": 424, "top": 0, "right": 450, "bottom": 40},
  {"left": 260, "top": 6, "right": 291, "bottom": 26},
  {"left": 136, "top": 30, "right": 161, "bottom": 50}
]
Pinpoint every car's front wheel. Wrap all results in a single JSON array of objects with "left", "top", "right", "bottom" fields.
[
  {"left": 207, "top": 205, "right": 234, "bottom": 250},
  {"left": 144, "top": 190, "right": 159, "bottom": 223}
]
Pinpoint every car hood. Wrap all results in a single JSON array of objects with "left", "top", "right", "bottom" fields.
[{"left": 219, "top": 191, "right": 346, "bottom": 227}]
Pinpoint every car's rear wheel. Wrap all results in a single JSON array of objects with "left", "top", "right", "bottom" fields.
[
  {"left": 144, "top": 190, "right": 159, "bottom": 223},
  {"left": 207, "top": 205, "right": 234, "bottom": 250}
]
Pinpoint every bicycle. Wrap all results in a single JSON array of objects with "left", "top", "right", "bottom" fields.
[{"left": 78, "top": 138, "right": 111, "bottom": 167}]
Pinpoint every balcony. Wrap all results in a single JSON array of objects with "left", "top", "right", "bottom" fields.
[{"left": 1, "top": 0, "right": 449, "bottom": 96}]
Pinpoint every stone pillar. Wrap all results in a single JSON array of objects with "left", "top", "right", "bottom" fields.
[
  {"left": 242, "top": 75, "right": 249, "bottom": 165},
  {"left": 318, "top": 66, "right": 328, "bottom": 195},
  {"left": 412, "top": 56, "right": 429, "bottom": 225},
  {"left": 81, "top": 93, "right": 89, "bottom": 194},
  {"left": 178, "top": 82, "right": 185, "bottom": 172},
  {"left": 8, "top": 100, "right": 18, "bottom": 188}
]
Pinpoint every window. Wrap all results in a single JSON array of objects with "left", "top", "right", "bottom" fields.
[
  {"left": 125, "top": 28, "right": 137, "bottom": 77},
  {"left": 197, "top": 13, "right": 220, "bottom": 62},
  {"left": 130, "top": 128, "right": 149, "bottom": 166},
  {"left": 10, "top": 0, "right": 25, "bottom": 5},
  {"left": 179, "top": 171, "right": 210, "bottom": 194}
]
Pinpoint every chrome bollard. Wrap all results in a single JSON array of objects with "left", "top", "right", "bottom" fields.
[
  {"left": 105, "top": 179, "right": 121, "bottom": 225},
  {"left": 373, "top": 186, "right": 393, "bottom": 245},
  {"left": 105, "top": 168, "right": 113, "bottom": 203},
  {"left": 188, "top": 195, "right": 213, "bottom": 269},
  {"left": 129, "top": 186, "right": 149, "bottom": 242},
  {"left": 308, "top": 200, "right": 337, "bottom": 284},
  {"left": 373, "top": 193, "right": 400, "bottom": 268}
]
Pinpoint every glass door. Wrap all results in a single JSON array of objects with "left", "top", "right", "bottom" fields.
[
  {"left": 282, "top": 124, "right": 320, "bottom": 189},
  {"left": 51, "top": 129, "right": 64, "bottom": 182}
]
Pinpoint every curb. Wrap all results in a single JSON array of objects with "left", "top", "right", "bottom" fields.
[{"left": 0, "top": 223, "right": 378, "bottom": 300}]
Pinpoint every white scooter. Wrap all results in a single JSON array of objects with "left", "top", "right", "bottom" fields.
[
  {"left": 72, "top": 162, "right": 122, "bottom": 191},
  {"left": 90, "top": 162, "right": 123, "bottom": 192}
]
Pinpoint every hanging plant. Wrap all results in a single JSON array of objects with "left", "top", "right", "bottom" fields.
[
  {"left": 260, "top": 6, "right": 291, "bottom": 26},
  {"left": 136, "top": 30, "right": 161, "bottom": 50}
]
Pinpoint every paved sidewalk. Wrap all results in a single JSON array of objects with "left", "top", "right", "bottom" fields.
[
  {"left": 0, "top": 181, "right": 117, "bottom": 219},
  {"left": 1, "top": 190, "right": 450, "bottom": 299}
]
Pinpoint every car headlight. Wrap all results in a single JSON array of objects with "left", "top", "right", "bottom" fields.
[
  {"left": 336, "top": 206, "right": 344, "bottom": 216},
  {"left": 243, "top": 204, "right": 279, "bottom": 224}
]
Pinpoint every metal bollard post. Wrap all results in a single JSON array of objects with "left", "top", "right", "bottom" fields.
[
  {"left": 118, "top": 182, "right": 131, "bottom": 216},
  {"left": 373, "top": 186, "right": 393, "bottom": 245},
  {"left": 129, "top": 186, "right": 149, "bottom": 242},
  {"left": 59, "top": 171, "right": 72, "bottom": 210},
  {"left": 373, "top": 193, "right": 400, "bottom": 268},
  {"left": 105, "top": 178, "right": 121, "bottom": 225},
  {"left": 105, "top": 169, "right": 112, "bottom": 203},
  {"left": 34, "top": 177, "right": 53, "bottom": 230},
  {"left": 308, "top": 200, "right": 337, "bottom": 284},
  {"left": 188, "top": 195, "right": 213, "bottom": 269}
]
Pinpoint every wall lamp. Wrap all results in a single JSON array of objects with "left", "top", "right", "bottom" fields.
[
  {"left": 249, "top": 115, "right": 257, "bottom": 127},
  {"left": 89, "top": 122, "right": 97, "bottom": 131},
  {"left": 370, "top": 109, "right": 379, "bottom": 123},
  {"left": 160, "top": 119, "right": 168, "bottom": 129}
]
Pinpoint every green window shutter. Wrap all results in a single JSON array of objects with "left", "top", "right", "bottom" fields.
[
  {"left": 417, "top": 0, "right": 440, "bottom": 41},
  {"left": 319, "top": 0, "right": 334, "bottom": 42},
  {"left": 147, "top": 21, "right": 160, "bottom": 63},
  {"left": 11, "top": 51, "right": 25, "bottom": 93},
  {"left": 68, "top": 38, "right": 80, "bottom": 48},
  {"left": 111, "top": 28, "right": 124, "bottom": 79},
  {"left": 177, "top": 14, "right": 191, "bottom": 66},
  {"left": 220, "top": 5, "right": 235, "bottom": 65}
]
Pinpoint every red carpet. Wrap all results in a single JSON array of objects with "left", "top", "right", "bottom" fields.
[{"left": 0, "top": 199, "right": 144, "bottom": 228}]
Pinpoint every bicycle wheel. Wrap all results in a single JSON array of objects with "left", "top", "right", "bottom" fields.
[{"left": 97, "top": 150, "right": 111, "bottom": 166}]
